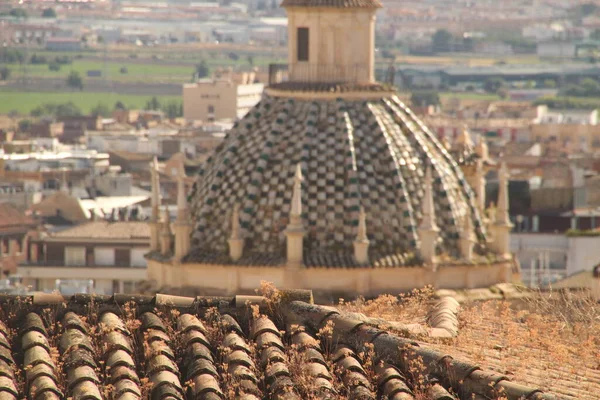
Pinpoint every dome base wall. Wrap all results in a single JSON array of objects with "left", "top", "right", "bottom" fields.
[{"left": 147, "top": 259, "right": 515, "bottom": 297}]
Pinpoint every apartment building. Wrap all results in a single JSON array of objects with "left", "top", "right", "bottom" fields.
[
  {"left": 183, "top": 71, "right": 264, "bottom": 122},
  {"left": 19, "top": 221, "right": 150, "bottom": 295}
]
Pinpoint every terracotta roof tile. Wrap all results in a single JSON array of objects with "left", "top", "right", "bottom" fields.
[
  {"left": 281, "top": 0, "right": 382, "bottom": 8},
  {"left": 0, "top": 203, "right": 35, "bottom": 230},
  {"left": 0, "top": 289, "right": 583, "bottom": 399},
  {"left": 51, "top": 221, "right": 150, "bottom": 240}
]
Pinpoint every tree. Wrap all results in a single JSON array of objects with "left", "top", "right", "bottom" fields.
[
  {"left": 195, "top": 60, "right": 210, "bottom": 78},
  {"left": 54, "top": 102, "right": 82, "bottom": 117},
  {"left": 120, "top": 66, "right": 128, "bottom": 74},
  {"left": 410, "top": 91, "right": 440, "bottom": 107},
  {"left": 228, "top": 52, "right": 239, "bottom": 61},
  {"left": 90, "top": 103, "right": 111, "bottom": 117},
  {"left": 114, "top": 101, "right": 127, "bottom": 111},
  {"left": 18, "top": 119, "right": 31, "bottom": 132},
  {"left": 247, "top": 55, "right": 254, "bottom": 66},
  {"left": 9, "top": 8, "right": 27, "bottom": 19},
  {"left": 0, "top": 48, "right": 24, "bottom": 64},
  {"left": 66, "top": 71, "right": 83, "bottom": 91},
  {"left": 162, "top": 101, "right": 183, "bottom": 119},
  {"left": 41, "top": 8, "right": 57, "bottom": 18},
  {"left": 581, "top": 3, "right": 598, "bottom": 16},
  {"left": 0, "top": 67, "right": 11, "bottom": 81},
  {"left": 30, "top": 102, "right": 82, "bottom": 118},
  {"left": 55, "top": 56, "right": 72, "bottom": 65},
  {"left": 432, "top": 29, "right": 453, "bottom": 53},
  {"left": 30, "top": 54, "right": 47, "bottom": 65},
  {"left": 48, "top": 62, "right": 61, "bottom": 71},
  {"left": 145, "top": 96, "right": 161, "bottom": 111},
  {"left": 484, "top": 77, "right": 505, "bottom": 94}
]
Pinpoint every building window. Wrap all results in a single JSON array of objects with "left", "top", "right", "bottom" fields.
[
  {"left": 95, "top": 247, "right": 116, "bottom": 266},
  {"left": 207, "top": 105, "right": 215, "bottom": 114},
  {"left": 65, "top": 246, "right": 86, "bottom": 266},
  {"left": 297, "top": 27, "right": 309, "bottom": 62},
  {"left": 123, "top": 281, "right": 137, "bottom": 293}
]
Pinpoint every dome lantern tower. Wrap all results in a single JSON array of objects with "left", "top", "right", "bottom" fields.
[{"left": 281, "top": 0, "right": 381, "bottom": 86}]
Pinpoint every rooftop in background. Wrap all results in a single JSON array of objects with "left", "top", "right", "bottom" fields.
[
  {"left": 281, "top": 0, "right": 382, "bottom": 8},
  {"left": 49, "top": 221, "right": 150, "bottom": 240},
  {"left": 0, "top": 203, "right": 36, "bottom": 232}
]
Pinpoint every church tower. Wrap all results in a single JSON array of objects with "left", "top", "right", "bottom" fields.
[{"left": 281, "top": 0, "right": 381, "bottom": 85}]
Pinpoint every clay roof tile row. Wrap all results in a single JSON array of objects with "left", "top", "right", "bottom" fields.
[{"left": 0, "top": 289, "right": 573, "bottom": 400}]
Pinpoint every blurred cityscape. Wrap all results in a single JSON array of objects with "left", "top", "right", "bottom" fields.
[{"left": 0, "top": 0, "right": 600, "bottom": 295}]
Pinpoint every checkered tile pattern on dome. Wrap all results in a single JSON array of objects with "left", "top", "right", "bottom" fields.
[{"left": 189, "top": 94, "right": 488, "bottom": 266}]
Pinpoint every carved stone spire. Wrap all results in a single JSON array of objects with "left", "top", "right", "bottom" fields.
[
  {"left": 160, "top": 206, "right": 172, "bottom": 256},
  {"left": 495, "top": 162, "right": 510, "bottom": 226},
  {"left": 460, "top": 212, "right": 476, "bottom": 260},
  {"left": 285, "top": 164, "right": 305, "bottom": 268},
  {"left": 151, "top": 156, "right": 161, "bottom": 222},
  {"left": 173, "top": 159, "right": 192, "bottom": 261},
  {"left": 176, "top": 161, "right": 188, "bottom": 223},
  {"left": 457, "top": 124, "right": 474, "bottom": 147},
  {"left": 418, "top": 165, "right": 439, "bottom": 265},
  {"left": 148, "top": 156, "right": 161, "bottom": 252},
  {"left": 419, "top": 165, "right": 438, "bottom": 232},
  {"left": 476, "top": 136, "right": 489, "bottom": 161},
  {"left": 228, "top": 204, "right": 244, "bottom": 261},
  {"left": 353, "top": 206, "right": 370, "bottom": 265},
  {"left": 490, "top": 163, "right": 513, "bottom": 259},
  {"left": 474, "top": 159, "right": 486, "bottom": 213},
  {"left": 290, "top": 163, "right": 303, "bottom": 225}
]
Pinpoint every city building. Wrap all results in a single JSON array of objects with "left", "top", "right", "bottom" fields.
[
  {"left": 0, "top": 203, "right": 37, "bottom": 276},
  {"left": 147, "top": 0, "right": 515, "bottom": 296},
  {"left": 183, "top": 71, "right": 264, "bottom": 122},
  {"left": 45, "top": 37, "right": 82, "bottom": 51},
  {"left": 19, "top": 221, "right": 149, "bottom": 294}
]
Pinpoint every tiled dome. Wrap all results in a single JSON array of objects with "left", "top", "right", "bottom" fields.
[{"left": 189, "top": 94, "right": 487, "bottom": 266}]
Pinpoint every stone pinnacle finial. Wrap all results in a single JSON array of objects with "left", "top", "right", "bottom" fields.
[
  {"left": 460, "top": 212, "right": 476, "bottom": 260},
  {"left": 419, "top": 165, "right": 438, "bottom": 232},
  {"left": 150, "top": 156, "right": 161, "bottom": 221},
  {"left": 285, "top": 164, "right": 306, "bottom": 268},
  {"left": 475, "top": 158, "right": 486, "bottom": 212},
  {"left": 230, "top": 203, "right": 241, "bottom": 240},
  {"left": 162, "top": 206, "right": 171, "bottom": 234},
  {"left": 356, "top": 206, "right": 368, "bottom": 242},
  {"left": 495, "top": 162, "right": 510, "bottom": 226},
  {"left": 418, "top": 164, "right": 439, "bottom": 266},
  {"left": 476, "top": 135, "right": 489, "bottom": 160},
  {"left": 457, "top": 124, "right": 473, "bottom": 147},
  {"left": 228, "top": 203, "right": 244, "bottom": 261},
  {"left": 176, "top": 160, "right": 187, "bottom": 222},
  {"left": 290, "top": 163, "right": 303, "bottom": 220},
  {"left": 462, "top": 212, "right": 474, "bottom": 239},
  {"left": 354, "top": 205, "right": 370, "bottom": 265},
  {"left": 160, "top": 206, "right": 172, "bottom": 256}
]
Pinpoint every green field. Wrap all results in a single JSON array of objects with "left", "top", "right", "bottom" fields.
[
  {"left": 5, "top": 60, "right": 195, "bottom": 83},
  {"left": 0, "top": 90, "right": 181, "bottom": 115},
  {"left": 440, "top": 92, "right": 501, "bottom": 101}
]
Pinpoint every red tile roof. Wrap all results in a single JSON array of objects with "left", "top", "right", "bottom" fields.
[
  {"left": 281, "top": 0, "right": 382, "bottom": 8},
  {"left": 0, "top": 203, "right": 36, "bottom": 232},
  {"left": 0, "top": 288, "right": 569, "bottom": 400},
  {"left": 51, "top": 221, "right": 150, "bottom": 240}
]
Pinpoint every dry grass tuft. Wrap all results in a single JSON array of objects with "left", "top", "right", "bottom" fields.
[
  {"left": 425, "top": 290, "right": 600, "bottom": 399},
  {"left": 338, "top": 286, "right": 434, "bottom": 325}
]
